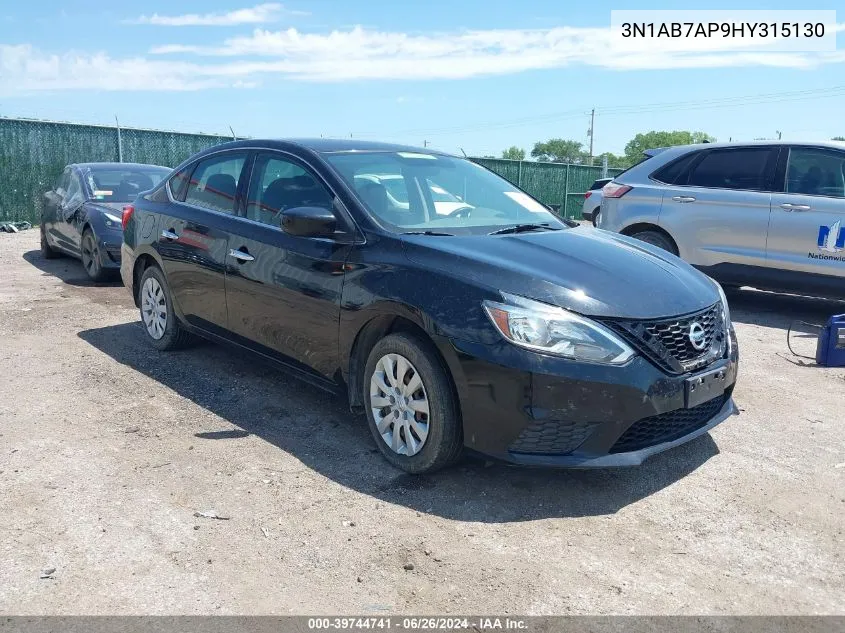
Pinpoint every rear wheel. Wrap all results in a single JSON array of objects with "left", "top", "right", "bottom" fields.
[
  {"left": 591, "top": 207, "right": 600, "bottom": 227},
  {"left": 630, "top": 230, "right": 678, "bottom": 256},
  {"left": 40, "top": 222, "right": 60, "bottom": 259},
  {"left": 363, "top": 333, "right": 462, "bottom": 474},
  {"left": 138, "top": 265, "right": 192, "bottom": 351},
  {"left": 81, "top": 228, "right": 109, "bottom": 282}
]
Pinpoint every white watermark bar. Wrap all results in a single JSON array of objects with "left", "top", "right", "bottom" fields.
[{"left": 611, "top": 10, "right": 838, "bottom": 52}]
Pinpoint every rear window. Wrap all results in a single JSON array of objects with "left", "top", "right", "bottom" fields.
[
  {"left": 589, "top": 179, "right": 612, "bottom": 190},
  {"left": 685, "top": 148, "right": 775, "bottom": 191},
  {"left": 83, "top": 166, "right": 170, "bottom": 202}
]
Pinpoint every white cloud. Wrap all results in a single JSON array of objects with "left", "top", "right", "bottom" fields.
[
  {"left": 2, "top": 22, "right": 845, "bottom": 96},
  {"left": 130, "top": 3, "right": 307, "bottom": 27}
]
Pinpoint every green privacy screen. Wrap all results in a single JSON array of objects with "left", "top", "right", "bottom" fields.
[
  {"left": 0, "top": 117, "right": 621, "bottom": 223},
  {"left": 0, "top": 118, "right": 233, "bottom": 223}
]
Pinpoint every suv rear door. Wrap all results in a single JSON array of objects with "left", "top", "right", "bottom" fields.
[
  {"left": 657, "top": 146, "right": 779, "bottom": 271},
  {"left": 157, "top": 150, "right": 248, "bottom": 335},
  {"left": 768, "top": 145, "right": 845, "bottom": 278}
]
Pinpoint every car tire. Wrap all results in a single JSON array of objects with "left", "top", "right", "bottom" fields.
[
  {"left": 363, "top": 332, "right": 463, "bottom": 474},
  {"left": 591, "top": 208, "right": 600, "bottom": 227},
  {"left": 138, "top": 265, "right": 192, "bottom": 351},
  {"left": 40, "top": 222, "right": 60, "bottom": 259},
  {"left": 630, "top": 230, "right": 678, "bottom": 256},
  {"left": 81, "top": 228, "right": 110, "bottom": 282}
]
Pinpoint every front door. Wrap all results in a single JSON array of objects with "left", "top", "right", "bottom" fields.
[
  {"left": 224, "top": 151, "right": 355, "bottom": 380},
  {"left": 658, "top": 146, "right": 780, "bottom": 271},
  {"left": 156, "top": 151, "right": 248, "bottom": 335},
  {"left": 768, "top": 146, "right": 845, "bottom": 278}
]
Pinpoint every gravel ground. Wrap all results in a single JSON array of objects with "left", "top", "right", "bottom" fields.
[{"left": 0, "top": 229, "right": 843, "bottom": 615}]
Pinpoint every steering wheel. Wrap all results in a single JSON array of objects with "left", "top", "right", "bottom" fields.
[{"left": 446, "top": 205, "right": 473, "bottom": 219}]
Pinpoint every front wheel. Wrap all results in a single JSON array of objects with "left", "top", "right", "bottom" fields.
[
  {"left": 81, "top": 228, "right": 109, "bottom": 282},
  {"left": 363, "top": 333, "right": 463, "bottom": 474},
  {"left": 138, "top": 266, "right": 192, "bottom": 351}
]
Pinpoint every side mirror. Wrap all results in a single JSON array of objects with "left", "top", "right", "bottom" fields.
[{"left": 281, "top": 206, "right": 337, "bottom": 238}]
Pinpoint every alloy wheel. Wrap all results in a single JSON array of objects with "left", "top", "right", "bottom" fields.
[
  {"left": 369, "top": 353, "right": 430, "bottom": 456},
  {"left": 81, "top": 233, "right": 100, "bottom": 277}
]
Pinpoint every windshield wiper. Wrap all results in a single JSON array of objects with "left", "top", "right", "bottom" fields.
[
  {"left": 487, "top": 223, "right": 561, "bottom": 236},
  {"left": 402, "top": 230, "right": 455, "bottom": 236}
]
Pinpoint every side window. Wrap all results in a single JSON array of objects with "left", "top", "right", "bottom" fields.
[
  {"left": 65, "top": 173, "right": 84, "bottom": 206},
  {"left": 785, "top": 148, "right": 845, "bottom": 198},
  {"left": 184, "top": 153, "right": 246, "bottom": 214},
  {"left": 55, "top": 170, "right": 70, "bottom": 195},
  {"left": 686, "top": 148, "right": 774, "bottom": 191},
  {"left": 245, "top": 154, "right": 334, "bottom": 226},
  {"left": 168, "top": 167, "right": 191, "bottom": 202},
  {"left": 651, "top": 152, "right": 698, "bottom": 184}
]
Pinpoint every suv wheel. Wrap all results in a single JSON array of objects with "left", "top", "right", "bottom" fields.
[
  {"left": 138, "top": 266, "right": 192, "bottom": 350},
  {"left": 630, "top": 230, "right": 678, "bottom": 256},
  {"left": 363, "top": 333, "right": 463, "bottom": 474}
]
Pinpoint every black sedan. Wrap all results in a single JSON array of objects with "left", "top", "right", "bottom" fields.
[
  {"left": 121, "top": 139, "right": 738, "bottom": 474},
  {"left": 41, "top": 162, "right": 171, "bottom": 281}
]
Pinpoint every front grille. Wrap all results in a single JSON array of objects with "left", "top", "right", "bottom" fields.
[
  {"left": 609, "top": 395, "right": 727, "bottom": 454},
  {"left": 509, "top": 419, "right": 595, "bottom": 455},
  {"left": 607, "top": 304, "right": 725, "bottom": 374}
]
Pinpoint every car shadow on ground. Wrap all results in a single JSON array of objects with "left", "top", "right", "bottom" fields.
[
  {"left": 78, "top": 322, "right": 721, "bottom": 522},
  {"left": 23, "top": 249, "right": 123, "bottom": 288}
]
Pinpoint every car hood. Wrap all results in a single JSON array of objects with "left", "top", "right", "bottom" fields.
[{"left": 401, "top": 228, "right": 719, "bottom": 319}]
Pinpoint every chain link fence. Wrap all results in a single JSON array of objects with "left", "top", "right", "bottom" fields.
[
  {"left": 471, "top": 158, "right": 624, "bottom": 218},
  {"left": 0, "top": 117, "right": 622, "bottom": 224}
]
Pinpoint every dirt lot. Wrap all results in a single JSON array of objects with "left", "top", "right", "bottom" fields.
[{"left": 0, "top": 228, "right": 843, "bottom": 615}]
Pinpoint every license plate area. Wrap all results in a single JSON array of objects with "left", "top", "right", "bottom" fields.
[{"left": 685, "top": 366, "right": 728, "bottom": 409}]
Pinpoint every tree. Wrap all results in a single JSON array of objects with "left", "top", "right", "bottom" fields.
[
  {"left": 624, "top": 130, "right": 716, "bottom": 162},
  {"left": 595, "top": 151, "right": 631, "bottom": 169},
  {"left": 833, "top": 136, "right": 845, "bottom": 141},
  {"left": 531, "top": 138, "right": 586, "bottom": 163},
  {"left": 501, "top": 146, "right": 526, "bottom": 161}
]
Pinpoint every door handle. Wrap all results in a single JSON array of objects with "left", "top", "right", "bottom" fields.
[
  {"left": 228, "top": 248, "right": 255, "bottom": 262},
  {"left": 161, "top": 229, "right": 179, "bottom": 240},
  {"left": 780, "top": 203, "right": 811, "bottom": 212},
  {"left": 671, "top": 196, "right": 696, "bottom": 203}
]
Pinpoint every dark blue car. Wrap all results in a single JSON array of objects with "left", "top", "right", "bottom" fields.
[{"left": 41, "top": 162, "right": 171, "bottom": 281}]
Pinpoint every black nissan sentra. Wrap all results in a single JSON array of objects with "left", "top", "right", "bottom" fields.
[{"left": 121, "top": 139, "right": 738, "bottom": 474}]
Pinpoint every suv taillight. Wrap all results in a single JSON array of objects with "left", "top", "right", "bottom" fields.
[
  {"left": 602, "top": 182, "right": 632, "bottom": 198},
  {"left": 121, "top": 205, "right": 135, "bottom": 231},
  {"left": 584, "top": 191, "right": 593, "bottom": 199}
]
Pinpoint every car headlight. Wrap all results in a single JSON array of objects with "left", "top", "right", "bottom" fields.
[
  {"left": 482, "top": 293, "right": 635, "bottom": 365},
  {"left": 711, "top": 278, "right": 733, "bottom": 355}
]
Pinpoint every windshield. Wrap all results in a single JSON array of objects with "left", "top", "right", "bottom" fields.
[
  {"left": 82, "top": 166, "right": 171, "bottom": 203},
  {"left": 327, "top": 152, "right": 565, "bottom": 235}
]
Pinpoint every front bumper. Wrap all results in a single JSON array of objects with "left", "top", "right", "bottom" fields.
[{"left": 446, "top": 335, "right": 738, "bottom": 467}]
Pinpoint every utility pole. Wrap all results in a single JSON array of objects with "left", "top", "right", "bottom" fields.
[
  {"left": 423, "top": 140, "right": 428, "bottom": 148},
  {"left": 777, "top": 130, "right": 782, "bottom": 140},
  {"left": 115, "top": 115, "right": 123, "bottom": 163},
  {"left": 587, "top": 108, "right": 595, "bottom": 164}
]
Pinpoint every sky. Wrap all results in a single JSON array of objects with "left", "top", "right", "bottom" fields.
[{"left": 1, "top": 0, "right": 844, "bottom": 157}]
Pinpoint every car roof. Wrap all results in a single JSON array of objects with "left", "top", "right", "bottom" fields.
[
  {"left": 71, "top": 162, "right": 171, "bottom": 170},
  {"left": 663, "top": 139, "right": 845, "bottom": 152},
  {"left": 187, "top": 138, "right": 456, "bottom": 157}
]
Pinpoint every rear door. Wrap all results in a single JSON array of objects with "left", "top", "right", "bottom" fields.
[
  {"left": 224, "top": 151, "right": 356, "bottom": 381},
  {"left": 157, "top": 151, "right": 248, "bottom": 335},
  {"left": 768, "top": 146, "right": 845, "bottom": 277},
  {"left": 657, "top": 146, "right": 779, "bottom": 270}
]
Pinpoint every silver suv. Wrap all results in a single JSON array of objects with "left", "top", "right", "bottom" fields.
[{"left": 598, "top": 141, "right": 845, "bottom": 297}]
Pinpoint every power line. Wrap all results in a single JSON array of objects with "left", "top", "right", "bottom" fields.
[{"left": 369, "top": 84, "right": 845, "bottom": 138}]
